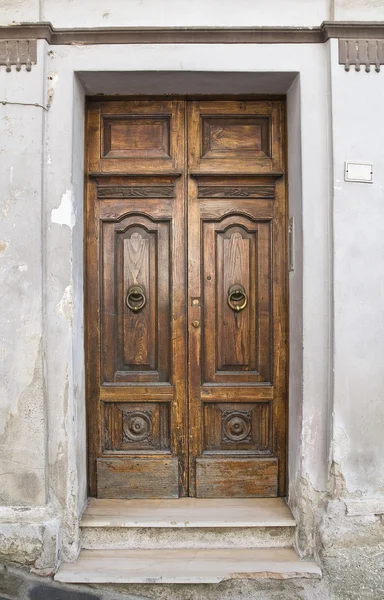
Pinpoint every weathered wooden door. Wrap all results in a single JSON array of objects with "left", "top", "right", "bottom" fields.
[{"left": 86, "top": 98, "right": 287, "bottom": 499}]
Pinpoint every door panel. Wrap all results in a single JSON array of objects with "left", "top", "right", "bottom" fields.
[
  {"left": 101, "top": 214, "right": 171, "bottom": 383},
  {"left": 88, "top": 99, "right": 184, "bottom": 174},
  {"left": 86, "top": 100, "right": 187, "bottom": 498},
  {"left": 86, "top": 98, "right": 287, "bottom": 499},
  {"left": 202, "top": 215, "right": 272, "bottom": 384},
  {"left": 187, "top": 100, "right": 287, "bottom": 498},
  {"left": 188, "top": 100, "right": 282, "bottom": 174}
]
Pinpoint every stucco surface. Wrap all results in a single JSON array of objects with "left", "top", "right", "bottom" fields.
[
  {"left": 43, "top": 0, "right": 329, "bottom": 27},
  {"left": 43, "top": 41, "right": 331, "bottom": 547},
  {"left": 333, "top": 0, "right": 384, "bottom": 20},
  {"left": 330, "top": 38, "right": 384, "bottom": 499},
  {"left": 0, "top": 0, "right": 40, "bottom": 25},
  {"left": 3, "top": 0, "right": 384, "bottom": 27},
  {"left": 0, "top": 44, "right": 46, "bottom": 507}
]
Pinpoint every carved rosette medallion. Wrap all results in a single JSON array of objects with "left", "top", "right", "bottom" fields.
[
  {"left": 122, "top": 410, "right": 152, "bottom": 443},
  {"left": 222, "top": 410, "right": 252, "bottom": 443}
]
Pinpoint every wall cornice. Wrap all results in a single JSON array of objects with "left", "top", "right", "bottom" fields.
[{"left": 0, "top": 21, "right": 383, "bottom": 45}]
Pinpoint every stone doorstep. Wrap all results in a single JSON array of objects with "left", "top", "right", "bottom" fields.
[
  {"left": 81, "top": 525, "right": 295, "bottom": 550},
  {"left": 54, "top": 548, "right": 322, "bottom": 584},
  {"left": 80, "top": 497, "right": 296, "bottom": 550},
  {"left": 80, "top": 497, "right": 296, "bottom": 528},
  {"left": 55, "top": 498, "right": 322, "bottom": 585}
]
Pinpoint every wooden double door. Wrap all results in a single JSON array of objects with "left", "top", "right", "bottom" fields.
[{"left": 86, "top": 98, "right": 287, "bottom": 499}]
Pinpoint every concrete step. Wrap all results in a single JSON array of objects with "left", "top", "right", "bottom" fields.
[
  {"left": 55, "top": 547, "right": 322, "bottom": 584},
  {"left": 81, "top": 497, "right": 296, "bottom": 549}
]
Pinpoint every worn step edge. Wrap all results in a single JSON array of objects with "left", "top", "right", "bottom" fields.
[
  {"left": 55, "top": 548, "right": 322, "bottom": 584},
  {"left": 81, "top": 525, "right": 295, "bottom": 549}
]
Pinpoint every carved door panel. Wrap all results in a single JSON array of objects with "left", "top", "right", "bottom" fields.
[
  {"left": 86, "top": 98, "right": 287, "bottom": 499},
  {"left": 187, "top": 101, "right": 287, "bottom": 497}
]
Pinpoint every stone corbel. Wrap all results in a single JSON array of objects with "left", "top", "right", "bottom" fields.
[
  {"left": 339, "top": 39, "right": 384, "bottom": 72},
  {"left": 0, "top": 39, "right": 37, "bottom": 71}
]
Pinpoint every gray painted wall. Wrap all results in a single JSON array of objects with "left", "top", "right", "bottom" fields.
[{"left": 1, "top": 0, "right": 384, "bottom": 26}]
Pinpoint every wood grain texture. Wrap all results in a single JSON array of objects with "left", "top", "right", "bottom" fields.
[
  {"left": 97, "top": 458, "right": 179, "bottom": 498},
  {"left": 86, "top": 99, "right": 187, "bottom": 498},
  {"left": 196, "top": 458, "right": 278, "bottom": 498},
  {"left": 187, "top": 99, "right": 287, "bottom": 498},
  {"left": 102, "top": 115, "right": 170, "bottom": 159},
  {"left": 201, "top": 116, "right": 270, "bottom": 159},
  {"left": 97, "top": 185, "right": 175, "bottom": 199},
  {"left": 103, "top": 402, "right": 170, "bottom": 453},
  {"left": 198, "top": 185, "right": 275, "bottom": 199},
  {"left": 86, "top": 98, "right": 287, "bottom": 499},
  {"left": 203, "top": 402, "right": 271, "bottom": 453}
]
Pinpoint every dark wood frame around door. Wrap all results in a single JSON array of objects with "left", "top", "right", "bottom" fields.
[{"left": 85, "top": 96, "right": 288, "bottom": 499}]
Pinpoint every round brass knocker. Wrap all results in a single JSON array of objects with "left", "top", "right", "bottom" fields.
[
  {"left": 227, "top": 284, "right": 248, "bottom": 312},
  {"left": 126, "top": 284, "right": 146, "bottom": 312}
]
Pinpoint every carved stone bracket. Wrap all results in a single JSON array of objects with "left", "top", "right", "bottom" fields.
[
  {"left": 339, "top": 39, "right": 384, "bottom": 72},
  {"left": 0, "top": 39, "right": 37, "bottom": 71}
]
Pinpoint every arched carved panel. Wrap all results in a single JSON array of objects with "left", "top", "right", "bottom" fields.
[
  {"left": 101, "top": 214, "right": 171, "bottom": 383},
  {"left": 202, "top": 215, "right": 272, "bottom": 384}
]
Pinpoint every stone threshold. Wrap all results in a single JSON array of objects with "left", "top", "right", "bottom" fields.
[
  {"left": 81, "top": 497, "right": 296, "bottom": 528},
  {"left": 55, "top": 548, "right": 321, "bottom": 584}
]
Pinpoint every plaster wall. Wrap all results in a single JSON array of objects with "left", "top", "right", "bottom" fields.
[
  {"left": 0, "top": 42, "right": 46, "bottom": 508},
  {"left": 333, "top": 0, "right": 384, "bottom": 20},
  {"left": 330, "top": 38, "right": 384, "bottom": 502},
  {"left": 0, "top": 0, "right": 331, "bottom": 27},
  {"left": 41, "top": 41, "right": 331, "bottom": 563},
  {"left": 3, "top": 0, "right": 384, "bottom": 27},
  {"left": 0, "top": 41, "right": 62, "bottom": 570},
  {"left": 0, "top": 0, "right": 40, "bottom": 25},
  {"left": 286, "top": 75, "right": 304, "bottom": 506},
  {"left": 0, "top": 34, "right": 333, "bottom": 567}
]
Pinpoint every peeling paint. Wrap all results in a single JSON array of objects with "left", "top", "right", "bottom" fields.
[
  {"left": 333, "top": 425, "right": 349, "bottom": 463},
  {"left": 18, "top": 264, "right": 28, "bottom": 272},
  {"left": 51, "top": 189, "right": 76, "bottom": 230},
  {"left": 47, "top": 71, "right": 59, "bottom": 107},
  {"left": 0, "top": 339, "right": 45, "bottom": 506},
  {"left": 55, "top": 285, "right": 74, "bottom": 322}
]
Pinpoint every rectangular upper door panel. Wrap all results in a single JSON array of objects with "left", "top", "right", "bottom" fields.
[
  {"left": 188, "top": 100, "right": 284, "bottom": 174},
  {"left": 87, "top": 99, "right": 184, "bottom": 174}
]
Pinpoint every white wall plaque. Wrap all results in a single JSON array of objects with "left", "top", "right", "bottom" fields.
[{"left": 345, "top": 162, "right": 373, "bottom": 183}]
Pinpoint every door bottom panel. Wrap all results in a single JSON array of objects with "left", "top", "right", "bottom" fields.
[
  {"left": 97, "top": 458, "right": 179, "bottom": 499},
  {"left": 196, "top": 457, "right": 278, "bottom": 498}
]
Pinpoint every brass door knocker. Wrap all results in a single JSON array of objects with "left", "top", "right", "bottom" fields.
[
  {"left": 227, "top": 284, "right": 248, "bottom": 312},
  {"left": 126, "top": 284, "right": 146, "bottom": 312}
]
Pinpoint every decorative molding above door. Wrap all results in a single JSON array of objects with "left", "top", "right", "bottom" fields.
[{"left": 0, "top": 21, "right": 383, "bottom": 46}]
